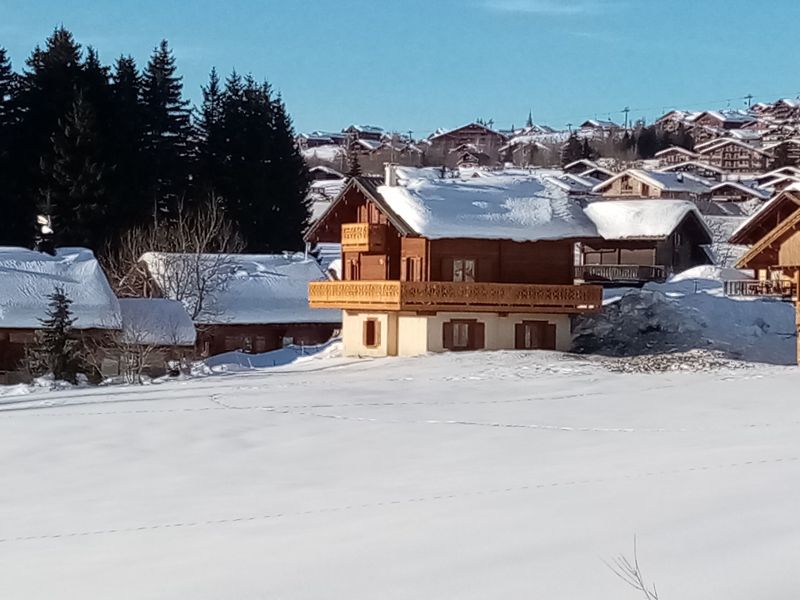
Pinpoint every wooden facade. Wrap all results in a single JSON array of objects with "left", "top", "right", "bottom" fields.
[
  {"left": 424, "top": 124, "right": 507, "bottom": 169},
  {"left": 196, "top": 323, "right": 336, "bottom": 358},
  {"left": 697, "top": 140, "right": 772, "bottom": 173},
  {"left": 730, "top": 190, "right": 800, "bottom": 362},
  {"left": 655, "top": 146, "right": 698, "bottom": 166},
  {"left": 305, "top": 176, "right": 602, "bottom": 357}
]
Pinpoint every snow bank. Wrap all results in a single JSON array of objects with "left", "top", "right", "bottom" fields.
[
  {"left": 377, "top": 171, "right": 598, "bottom": 241},
  {"left": 574, "top": 268, "right": 796, "bottom": 364},
  {"left": 118, "top": 298, "right": 196, "bottom": 346},
  {"left": 0, "top": 247, "right": 121, "bottom": 330},
  {"left": 202, "top": 339, "right": 342, "bottom": 371}
]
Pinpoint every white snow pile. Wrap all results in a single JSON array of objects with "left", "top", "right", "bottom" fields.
[
  {"left": 0, "top": 247, "right": 121, "bottom": 330},
  {"left": 584, "top": 199, "right": 708, "bottom": 240},
  {"left": 141, "top": 252, "right": 341, "bottom": 326},
  {"left": 378, "top": 170, "right": 598, "bottom": 241},
  {"left": 201, "top": 339, "right": 342, "bottom": 372},
  {"left": 118, "top": 298, "right": 196, "bottom": 346},
  {"left": 574, "top": 266, "right": 796, "bottom": 365}
]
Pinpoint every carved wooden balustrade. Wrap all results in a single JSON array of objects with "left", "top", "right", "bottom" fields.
[
  {"left": 309, "top": 281, "right": 603, "bottom": 314},
  {"left": 340, "top": 223, "right": 388, "bottom": 253},
  {"left": 724, "top": 279, "right": 797, "bottom": 300},
  {"left": 574, "top": 264, "right": 667, "bottom": 284}
]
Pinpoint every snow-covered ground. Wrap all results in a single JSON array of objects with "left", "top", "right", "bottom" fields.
[{"left": 2, "top": 346, "right": 800, "bottom": 599}]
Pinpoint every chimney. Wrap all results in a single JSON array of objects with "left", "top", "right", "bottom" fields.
[
  {"left": 384, "top": 163, "right": 398, "bottom": 187},
  {"left": 676, "top": 173, "right": 684, "bottom": 182}
]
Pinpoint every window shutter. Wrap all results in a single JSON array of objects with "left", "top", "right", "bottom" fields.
[
  {"left": 472, "top": 322, "right": 485, "bottom": 350},
  {"left": 442, "top": 322, "right": 454, "bottom": 350},
  {"left": 544, "top": 324, "right": 557, "bottom": 350}
]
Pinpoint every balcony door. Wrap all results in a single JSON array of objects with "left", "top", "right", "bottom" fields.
[
  {"left": 452, "top": 258, "right": 476, "bottom": 282},
  {"left": 515, "top": 320, "right": 556, "bottom": 350}
]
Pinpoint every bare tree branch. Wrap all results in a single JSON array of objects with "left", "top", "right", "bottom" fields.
[{"left": 604, "top": 536, "right": 660, "bottom": 600}]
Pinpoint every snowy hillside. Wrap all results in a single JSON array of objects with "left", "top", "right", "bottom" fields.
[{"left": 2, "top": 349, "right": 800, "bottom": 599}]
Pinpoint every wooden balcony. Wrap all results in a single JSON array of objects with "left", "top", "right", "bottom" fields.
[
  {"left": 724, "top": 279, "right": 797, "bottom": 300},
  {"left": 341, "top": 223, "right": 388, "bottom": 253},
  {"left": 308, "top": 281, "right": 603, "bottom": 314},
  {"left": 574, "top": 264, "right": 668, "bottom": 285}
]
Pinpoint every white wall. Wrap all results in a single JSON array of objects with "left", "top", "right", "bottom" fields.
[
  {"left": 342, "top": 310, "right": 398, "bottom": 357},
  {"left": 343, "top": 311, "right": 573, "bottom": 357}
]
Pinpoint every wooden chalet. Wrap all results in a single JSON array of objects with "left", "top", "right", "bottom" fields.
[
  {"left": 425, "top": 123, "right": 507, "bottom": 169},
  {"left": 727, "top": 187, "right": 800, "bottom": 361},
  {"left": 655, "top": 146, "right": 699, "bottom": 166},
  {"left": 305, "top": 167, "right": 602, "bottom": 356},
  {"left": 344, "top": 125, "right": 386, "bottom": 142},
  {"left": 140, "top": 253, "right": 340, "bottom": 358},
  {"left": 592, "top": 169, "right": 713, "bottom": 201},
  {"left": 696, "top": 139, "right": 772, "bottom": 173},
  {"left": 710, "top": 181, "right": 770, "bottom": 204},
  {"left": 577, "top": 200, "right": 712, "bottom": 285},
  {"left": 763, "top": 139, "right": 800, "bottom": 167},
  {"left": 563, "top": 159, "right": 600, "bottom": 175},
  {"left": 692, "top": 111, "right": 755, "bottom": 131}
]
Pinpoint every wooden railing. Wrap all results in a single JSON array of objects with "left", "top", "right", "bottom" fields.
[
  {"left": 574, "top": 264, "right": 668, "bottom": 284},
  {"left": 308, "top": 281, "right": 602, "bottom": 314},
  {"left": 724, "top": 279, "right": 797, "bottom": 299},
  {"left": 341, "top": 223, "right": 388, "bottom": 253}
]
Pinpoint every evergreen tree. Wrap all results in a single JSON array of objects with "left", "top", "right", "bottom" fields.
[
  {"left": 526, "top": 110, "right": 533, "bottom": 128},
  {"left": 562, "top": 133, "right": 583, "bottom": 165},
  {"left": 581, "top": 138, "right": 596, "bottom": 160},
  {"left": 195, "top": 67, "right": 225, "bottom": 196},
  {"left": 675, "top": 123, "right": 694, "bottom": 151},
  {"left": 141, "top": 40, "right": 192, "bottom": 222},
  {"left": 636, "top": 126, "right": 659, "bottom": 159},
  {"left": 105, "top": 55, "right": 149, "bottom": 238},
  {"left": 0, "top": 48, "right": 30, "bottom": 246},
  {"left": 40, "top": 91, "right": 108, "bottom": 248},
  {"left": 27, "top": 287, "right": 86, "bottom": 383},
  {"left": 346, "top": 135, "right": 362, "bottom": 177}
]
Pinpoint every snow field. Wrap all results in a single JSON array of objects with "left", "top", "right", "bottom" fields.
[{"left": 1, "top": 350, "right": 800, "bottom": 598}]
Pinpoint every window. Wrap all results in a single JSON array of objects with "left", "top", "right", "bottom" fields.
[
  {"left": 515, "top": 321, "right": 557, "bottom": 350},
  {"left": 453, "top": 258, "right": 476, "bottom": 282},
  {"left": 641, "top": 183, "right": 650, "bottom": 196},
  {"left": 443, "top": 319, "right": 484, "bottom": 351},
  {"left": 363, "top": 319, "right": 380, "bottom": 348},
  {"left": 620, "top": 177, "right": 634, "bottom": 193}
]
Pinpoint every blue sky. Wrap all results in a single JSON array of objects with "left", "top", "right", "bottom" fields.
[{"left": 2, "top": 0, "right": 800, "bottom": 135}]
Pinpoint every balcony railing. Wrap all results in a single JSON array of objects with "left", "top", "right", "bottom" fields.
[
  {"left": 574, "top": 264, "right": 668, "bottom": 284},
  {"left": 341, "top": 223, "right": 388, "bottom": 253},
  {"left": 724, "top": 279, "right": 797, "bottom": 299},
  {"left": 308, "top": 281, "right": 603, "bottom": 314}
]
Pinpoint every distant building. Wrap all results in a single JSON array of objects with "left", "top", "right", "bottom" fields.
[
  {"left": 425, "top": 123, "right": 507, "bottom": 168},
  {"left": 593, "top": 169, "right": 713, "bottom": 201}
]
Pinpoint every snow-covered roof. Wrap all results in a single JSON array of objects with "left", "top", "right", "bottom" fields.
[
  {"left": 118, "top": 298, "right": 196, "bottom": 346},
  {"left": 580, "top": 119, "right": 619, "bottom": 129},
  {"left": 428, "top": 122, "right": 504, "bottom": 141},
  {"left": 357, "top": 139, "right": 383, "bottom": 151},
  {"left": 654, "top": 146, "right": 698, "bottom": 158},
  {"left": 584, "top": 200, "right": 711, "bottom": 241},
  {"left": 696, "top": 138, "right": 771, "bottom": 157},
  {"left": 141, "top": 253, "right": 341, "bottom": 326},
  {"left": 309, "top": 165, "right": 345, "bottom": 179},
  {"left": 710, "top": 181, "right": 771, "bottom": 199},
  {"left": 0, "top": 247, "right": 121, "bottom": 330},
  {"left": 545, "top": 173, "right": 602, "bottom": 194},
  {"left": 376, "top": 171, "right": 598, "bottom": 242},
  {"left": 659, "top": 161, "right": 726, "bottom": 175},
  {"left": 301, "top": 144, "right": 345, "bottom": 162},
  {"left": 347, "top": 124, "right": 385, "bottom": 135},
  {"left": 594, "top": 169, "right": 713, "bottom": 194}
]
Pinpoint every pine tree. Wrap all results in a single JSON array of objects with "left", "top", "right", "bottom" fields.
[
  {"left": 105, "top": 55, "right": 149, "bottom": 238},
  {"left": 581, "top": 138, "right": 596, "bottom": 160},
  {"left": 636, "top": 126, "right": 658, "bottom": 159},
  {"left": 195, "top": 67, "right": 225, "bottom": 197},
  {"left": 562, "top": 133, "right": 583, "bottom": 165},
  {"left": 526, "top": 110, "right": 534, "bottom": 129},
  {"left": 141, "top": 40, "right": 192, "bottom": 222},
  {"left": 346, "top": 135, "right": 362, "bottom": 177},
  {"left": 27, "top": 287, "right": 86, "bottom": 383},
  {"left": 40, "top": 91, "right": 108, "bottom": 248},
  {"left": 0, "top": 48, "right": 29, "bottom": 246}
]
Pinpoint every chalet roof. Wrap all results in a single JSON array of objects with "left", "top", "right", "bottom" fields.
[
  {"left": 762, "top": 138, "right": 800, "bottom": 151},
  {"left": 544, "top": 173, "right": 602, "bottom": 194},
  {"left": 580, "top": 119, "right": 619, "bottom": 129},
  {"left": 376, "top": 171, "right": 598, "bottom": 242},
  {"left": 736, "top": 208, "right": 800, "bottom": 269},
  {"left": 696, "top": 138, "right": 772, "bottom": 157},
  {"left": 584, "top": 200, "right": 712, "bottom": 242},
  {"left": 118, "top": 298, "right": 196, "bottom": 347},
  {"left": 0, "top": 247, "right": 121, "bottom": 330},
  {"left": 563, "top": 159, "right": 598, "bottom": 171},
  {"left": 309, "top": 165, "right": 345, "bottom": 179},
  {"left": 140, "top": 253, "right": 340, "bottom": 326},
  {"left": 654, "top": 146, "right": 698, "bottom": 158},
  {"left": 593, "top": 169, "right": 713, "bottom": 195},
  {"left": 659, "top": 161, "right": 726, "bottom": 176},
  {"left": 428, "top": 122, "right": 506, "bottom": 142},
  {"left": 754, "top": 166, "right": 800, "bottom": 184},
  {"left": 345, "top": 125, "right": 385, "bottom": 135},
  {"left": 693, "top": 110, "right": 755, "bottom": 125},
  {"left": 729, "top": 187, "right": 800, "bottom": 245},
  {"left": 710, "top": 181, "right": 771, "bottom": 199},
  {"left": 579, "top": 166, "right": 615, "bottom": 179}
]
